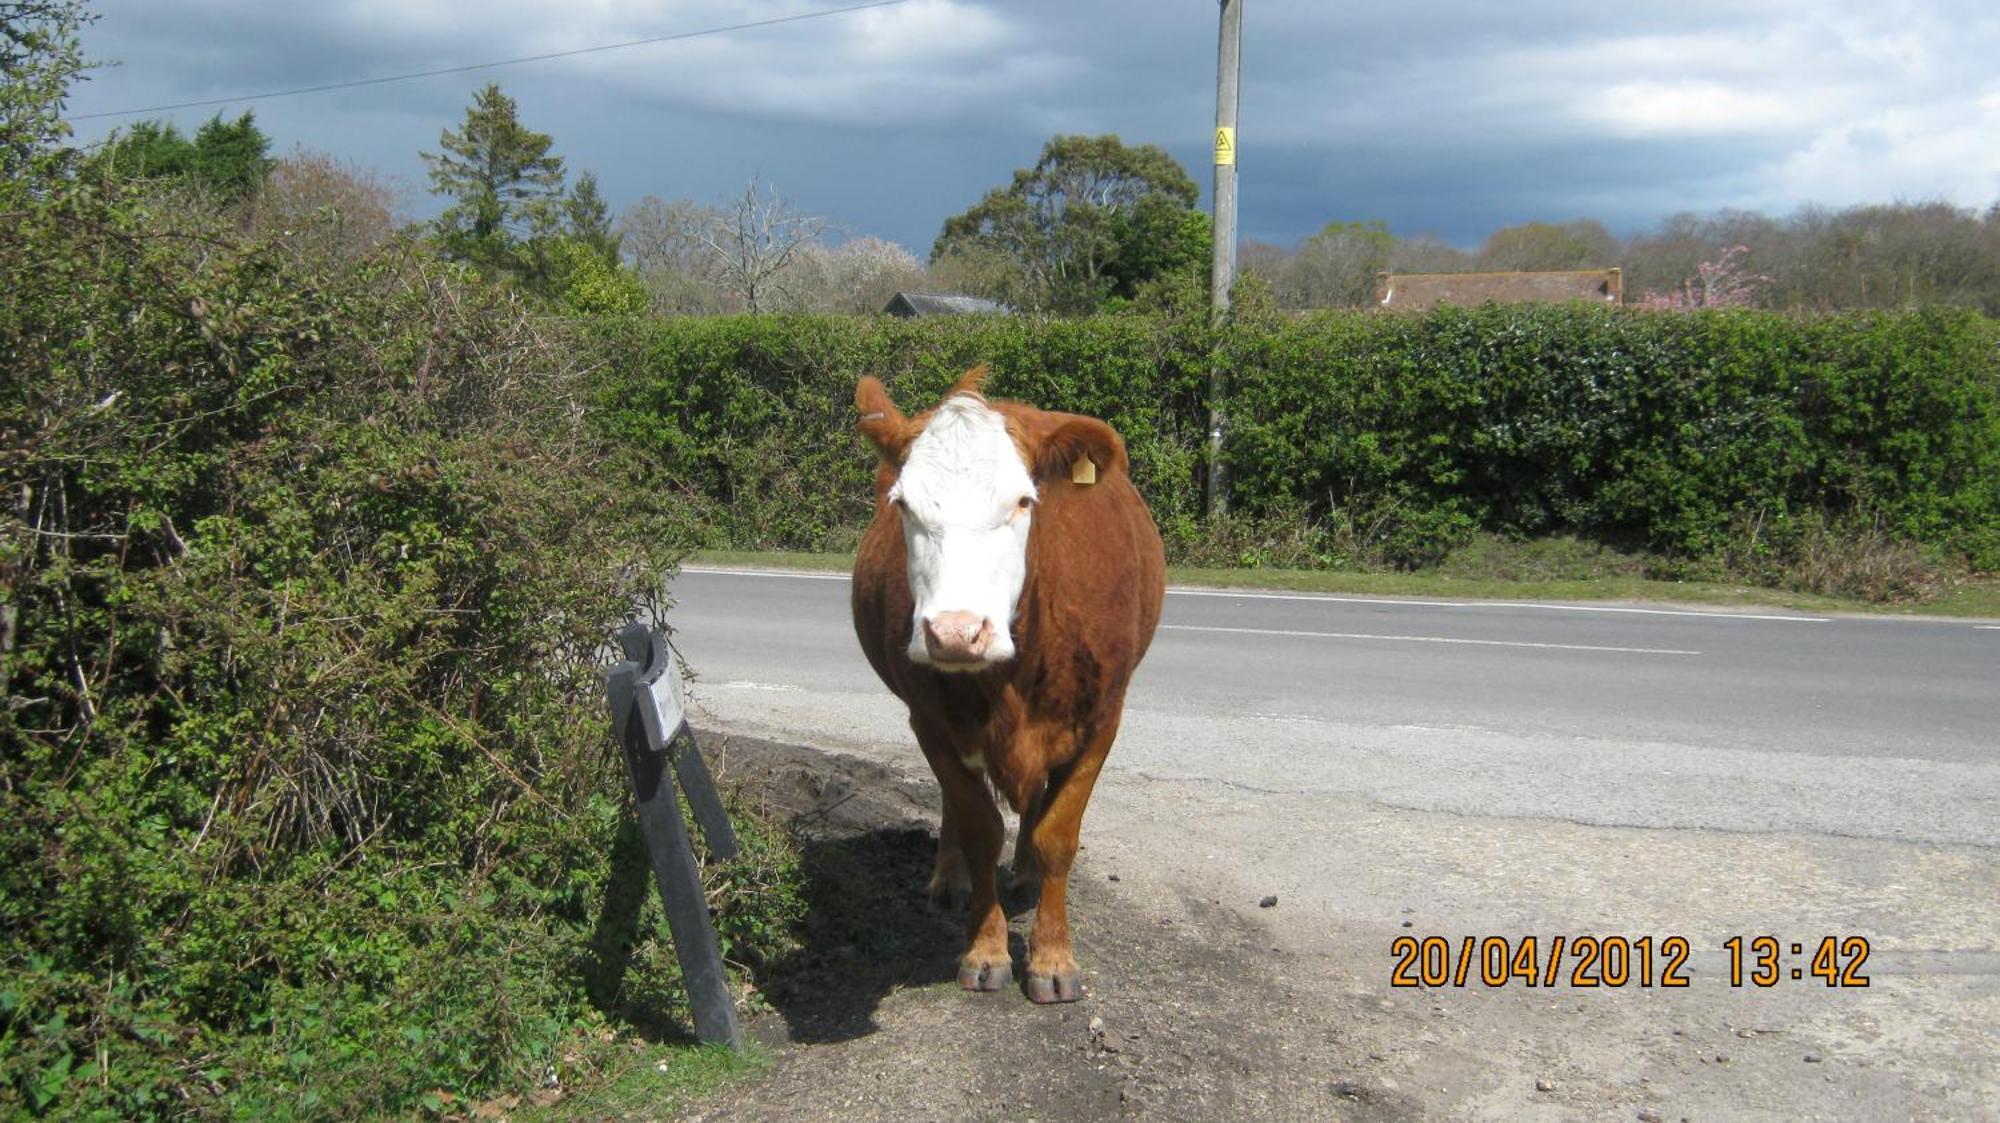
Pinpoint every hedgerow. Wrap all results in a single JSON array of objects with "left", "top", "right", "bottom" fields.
[
  {"left": 2, "top": 19, "right": 799, "bottom": 1115},
  {"left": 591, "top": 303, "right": 1998, "bottom": 580}
]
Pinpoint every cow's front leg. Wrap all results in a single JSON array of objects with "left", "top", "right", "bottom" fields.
[
  {"left": 1024, "top": 729, "right": 1113, "bottom": 1004},
  {"left": 927, "top": 802, "right": 972, "bottom": 912},
  {"left": 912, "top": 716, "right": 1011, "bottom": 991},
  {"left": 1009, "top": 778, "right": 1048, "bottom": 891}
]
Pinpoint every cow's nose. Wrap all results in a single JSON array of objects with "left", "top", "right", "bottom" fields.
[{"left": 923, "top": 611, "right": 994, "bottom": 663}]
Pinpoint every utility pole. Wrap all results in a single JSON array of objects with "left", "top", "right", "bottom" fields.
[{"left": 1207, "top": 0, "right": 1241, "bottom": 517}]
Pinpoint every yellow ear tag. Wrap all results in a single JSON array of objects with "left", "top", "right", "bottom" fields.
[{"left": 1071, "top": 456, "right": 1097, "bottom": 485}]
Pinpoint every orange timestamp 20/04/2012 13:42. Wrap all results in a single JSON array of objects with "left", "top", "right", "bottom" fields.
[{"left": 1389, "top": 934, "right": 1872, "bottom": 989}]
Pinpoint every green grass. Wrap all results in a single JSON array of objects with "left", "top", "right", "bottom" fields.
[
  {"left": 505, "top": 1042, "right": 767, "bottom": 1122},
  {"left": 687, "top": 549, "right": 856, "bottom": 573},
  {"left": 686, "top": 549, "right": 2000, "bottom": 618}
]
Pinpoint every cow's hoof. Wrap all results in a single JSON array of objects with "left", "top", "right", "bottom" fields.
[
  {"left": 958, "top": 957, "right": 1013, "bottom": 992},
  {"left": 1025, "top": 970, "right": 1083, "bottom": 1004}
]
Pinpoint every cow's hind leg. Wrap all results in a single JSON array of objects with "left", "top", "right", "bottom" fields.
[
  {"left": 1023, "top": 720, "right": 1116, "bottom": 1004},
  {"left": 911, "top": 715, "right": 1011, "bottom": 992}
]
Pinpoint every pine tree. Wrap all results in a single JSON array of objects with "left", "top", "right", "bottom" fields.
[
  {"left": 422, "top": 82, "right": 565, "bottom": 269},
  {"left": 563, "top": 170, "right": 620, "bottom": 266},
  {"left": 92, "top": 112, "right": 272, "bottom": 201},
  {"left": 190, "top": 111, "right": 273, "bottom": 200},
  {"left": 103, "top": 119, "right": 194, "bottom": 181}
]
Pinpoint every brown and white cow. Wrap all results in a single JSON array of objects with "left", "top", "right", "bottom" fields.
[{"left": 850, "top": 365, "right": 1164, "bottom": 1003}]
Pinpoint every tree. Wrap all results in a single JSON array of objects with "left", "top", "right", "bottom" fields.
[
  {"left": 99, "top": 119, "right": 193, "bottom": 179},
  {"left": 782, "top": 235, "right": 929, "bottom": 313},
  {"left": 1390, "top": 235, "right": 1475, "bottom": 274},
  {"left": 1478, "top": 219, "right": 1618, "bottom": 272},
  {"left": 931, "top": 134, "right": 1203, "bottom": 313},
  {"left": 244, "top": 147, "right": 402, "bottom": 265},
  {"left": 618, "top": 194, "right": 734, "bottom": 313},
  {"left": 542, "top": 237, "right": 648, "bottom": 316},
  {"left": 92, "top": 111, "right": 273, "bottom": 200},
  {"left": 563, "top": 169, "right": 619, "bottom": 266},
  {"left": 188, "top": 110, "right": 272, "bottom": 199},
  {"left": 1105, "top": 200, "right": 1209, "bottom": 307},
  {"left": 1, "top": 0, "right": 89, "bottom": 179},
  {"left": 1275, "top": 219, "right": 1394, "bottom": 308},
  {"left": 1634, "top": 244, "right": 1770, "bottom": 309},
  {"left": 422, "top": 82, "right": 565, "bottom": 270},
  {"left": 697, "top": 178, "right": 827, "bottom": 313}
]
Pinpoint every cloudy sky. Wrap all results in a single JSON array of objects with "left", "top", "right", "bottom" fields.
[{"left": 64, "top": 0, "right": 2000, "bottom": 253}]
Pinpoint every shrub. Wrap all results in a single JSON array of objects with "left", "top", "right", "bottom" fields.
[
  {"left": 591, "top": 304, "right": 1998, "bottom": 583},
  {"left": 1, "top": 24, "right": 787, "bottom": 1112}
]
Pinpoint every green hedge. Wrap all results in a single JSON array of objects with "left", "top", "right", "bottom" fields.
[
  {"left": 586, "top": 313, "right": 1214, "bottom": 553},
  {"left": 590, "top": 305, "right": 1999, "bottom": 573},
  {"left": 1, "top": 169, "right": 795, "bottom": 1116}
]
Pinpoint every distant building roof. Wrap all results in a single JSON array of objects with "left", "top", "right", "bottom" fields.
[
  {"left": 1376, "top": 268, "right": 1623, "bottom": 312},
  {"left": 882, "top": 292, "right": 1010, "bottom": 317}
]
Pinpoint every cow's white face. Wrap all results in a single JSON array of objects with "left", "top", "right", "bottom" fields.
[{"left": 889, "top": 395, "right": 1037, "bottom": 671}]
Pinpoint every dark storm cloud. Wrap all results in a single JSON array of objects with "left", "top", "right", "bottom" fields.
[{"left": 65, "top": 1, "right": 2000, "bottom": 253}]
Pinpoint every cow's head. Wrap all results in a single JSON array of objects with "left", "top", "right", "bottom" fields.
[{"left": 858, "top": 365, "right": 1123, "bottom": 673}]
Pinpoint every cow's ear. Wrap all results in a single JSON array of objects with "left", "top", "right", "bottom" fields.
[
  {"left": 948, "top": 363, "right": 990, "bottom": 399},
  {"left": 1029, "top": 414, "right": 1128, "bottom": 485},
  {"left": 856, "top": 376, "right": 912, "bottom": 461}
]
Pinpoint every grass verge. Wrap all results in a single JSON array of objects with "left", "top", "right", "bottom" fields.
[
  {"left": 506, "top": 1043, "right": 768, "bottom": 1122},
  {"left": 687, "top": 550, "right": 2000, "bottom": 618}
]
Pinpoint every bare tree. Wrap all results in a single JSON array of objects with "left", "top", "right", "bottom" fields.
[
  {"left": 1271, "top": 220, "right": 1394, "bottom": 308},
  {"left": 699, "top": 178, "right": 828, "bottom": 313},
  {"left": 619, "top": 195, "right": 734, "bottom": 314},
  {"left": 1388, "top": 235, "right": 1475, "bottom": 275},
  {"left": 1477, "top": 219, "right": 1619, "bottom": 272}
]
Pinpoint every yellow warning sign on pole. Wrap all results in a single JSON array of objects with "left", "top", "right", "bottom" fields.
[{"left": 1213, "top": 126, "right": 1236, "bottom": 166}]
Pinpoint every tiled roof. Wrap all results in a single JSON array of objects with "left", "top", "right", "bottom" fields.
[
  {"left": 1376, "top": 269, "right": 1623, "bottom": 311},
  {"left": 882, "top": 292, "right": 1011, "bottom": 316}
]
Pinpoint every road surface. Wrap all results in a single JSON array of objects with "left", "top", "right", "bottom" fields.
[{"left": 668, "top": 566, "right": 2000, "bottom": 1121}]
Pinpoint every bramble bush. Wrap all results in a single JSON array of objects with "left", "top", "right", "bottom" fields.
[
  {"left": 2, "top": 10, "right": 801, "bottom": 1116},
  {"left": 592, "top": 302, "right": 1998, "bottom": 586}
]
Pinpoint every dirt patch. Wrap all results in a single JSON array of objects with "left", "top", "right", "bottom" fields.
[{"left": 694, "top": 732, "right": 1419, "bottom": 1122}]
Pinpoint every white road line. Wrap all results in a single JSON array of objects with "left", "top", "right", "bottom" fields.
[
  {"left": 683, "top": 566, "right": 1828, "bottom": 623},
  {"left": 1169, "top": 586, "right": 1826, "bottom": 622},
  {"left": 1472, "top": 601, "right": 1826, "bottom": 622},
  {"left": 1978, "top": 625, "right": 2000, "bottom": 631},
  {"left": 1169, "top": 587, "right": 1466, "bottom": 609},
  {"left": 683, "top": 566, "right": 850, "bottom": 581},
  {"left": 1161, "top": 623, "right": 1700, "bottom": 656}
]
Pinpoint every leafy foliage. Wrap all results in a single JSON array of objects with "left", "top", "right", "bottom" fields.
[
  {"left": 1, "top": 21, "right": 798, "bottom": 1118},
  {"left": 90, "top": 112, "right": 275, "bottom": 200},
  {"left": 931, "top": 134, "right": 1206, "bottom": 314},
  {"left": 587, "top": 312, "right": 1213, "bottom": 556},
  {"left": 0, "top": 0, "right": 90, "bottom": 180},
  {"left": 592, "top": 305, "right": 1999, "bottom": 582}
]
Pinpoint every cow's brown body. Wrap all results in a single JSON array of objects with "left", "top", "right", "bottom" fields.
[{"left": 851, "top": 369, "right": 1165, "bottom": 1003}]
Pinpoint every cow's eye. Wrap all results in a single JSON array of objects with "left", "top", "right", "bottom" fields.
[{"left": 1017, "top": 495, "right": 1035, "bottom": 510}]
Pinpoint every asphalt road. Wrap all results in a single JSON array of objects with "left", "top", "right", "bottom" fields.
[
  {"left": 666, "top": 567, "right": 2000, "bottom": 847},
  {"left": 664, "top": 565, "right": 2000, "bottom": 1119}
]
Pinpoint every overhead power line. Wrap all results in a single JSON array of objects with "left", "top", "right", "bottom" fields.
[{"left": 72, "top": 0, "right": 908, "bottom": 121}]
